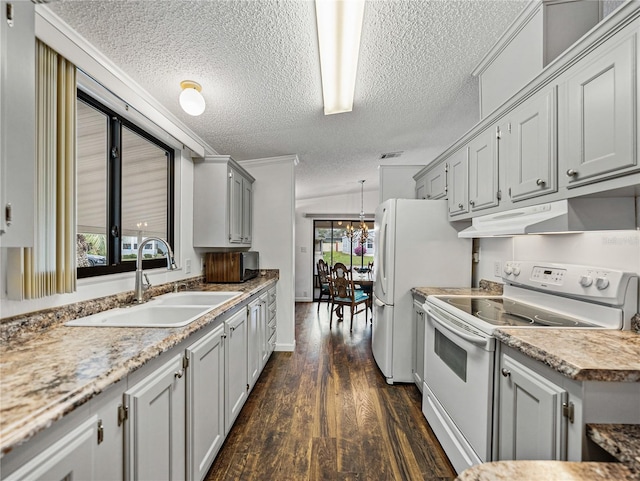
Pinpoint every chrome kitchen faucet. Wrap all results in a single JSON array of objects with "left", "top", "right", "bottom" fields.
[{"left": 134, "top": 237, "right": 178, "bottom": 303}]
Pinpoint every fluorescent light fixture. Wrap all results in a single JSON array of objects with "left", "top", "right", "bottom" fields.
[
  {"left": 179, "top": 80, "right": 206, "bottom": 116},
  {"left": 315, "top": 0, "right": 365, "bottom": 115}
]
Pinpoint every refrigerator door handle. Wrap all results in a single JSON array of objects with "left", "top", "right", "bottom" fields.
[
  {"left": 374, "top": 297, "right": 385, "bottom": 307},
  {"left": 379, "top": 209, "right": 388, "bottom": 296}
]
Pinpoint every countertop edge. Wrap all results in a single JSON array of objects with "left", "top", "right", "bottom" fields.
[{"left": 495, "top": 329, "right": 640, "bottom": 383}]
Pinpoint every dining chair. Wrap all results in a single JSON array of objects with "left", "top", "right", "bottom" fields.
[
  {"left": 316, "top": 259, "right": 331, "bottom": 312},
  {"left": 328, "top": 262, "right": 369, "bottom": 331}
]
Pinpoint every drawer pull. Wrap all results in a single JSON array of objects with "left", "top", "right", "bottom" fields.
[{"left": 566, "top": 169, "right": 578, "bottom": 177}]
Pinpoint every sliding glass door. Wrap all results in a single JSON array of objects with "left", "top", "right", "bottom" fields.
[{"left": 313, "top": 219, "right": 374, "bottom": 301}]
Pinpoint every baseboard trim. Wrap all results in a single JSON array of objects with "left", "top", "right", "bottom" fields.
[{"left": 275, "top": 341, "right": 296, "bottom": 352}]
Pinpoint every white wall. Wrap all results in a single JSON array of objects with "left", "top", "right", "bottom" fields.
[
  {"left": 242, "top": 156, "right": 297, "bottom": 351},
  {"left": 477, "top": 230, "right": 640, "bottom": 293},
  {"left": 295, "top": 189, "right": 378, "bottom": 301}
]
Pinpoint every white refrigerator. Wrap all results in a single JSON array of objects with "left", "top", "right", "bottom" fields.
[{"left": 372, "top": 198, "right": 471, "bottom": 384}]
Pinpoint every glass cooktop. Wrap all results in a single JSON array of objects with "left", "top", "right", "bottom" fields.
[{"left": 439, "top": 296, "right": 597, "bottom": 328}]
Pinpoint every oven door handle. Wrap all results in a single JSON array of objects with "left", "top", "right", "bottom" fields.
[{"left": 425, "top": 307, "right": 488, "bottom": 346}]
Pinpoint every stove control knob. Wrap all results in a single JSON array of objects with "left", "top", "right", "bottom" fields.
[
  {"left": 504, "top": 265, "right": 513, "bottom": 275},
  {"left": 579, "top": 275, "right": 593, "bottom": 287},
  {"left": 596, "top": 277, "right": 609, "bottom": 290},
  {"left": 512, "top": 266, "right": 521, "bottom": 276}
]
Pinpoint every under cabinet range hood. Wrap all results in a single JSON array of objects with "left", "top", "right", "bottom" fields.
[{"left": 458, "top": 198, "right": 637, "bottom": 238}]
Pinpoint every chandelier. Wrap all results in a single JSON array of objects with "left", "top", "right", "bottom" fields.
[{"left": 346, "top": 180, "right": 369, "bottom": 245}]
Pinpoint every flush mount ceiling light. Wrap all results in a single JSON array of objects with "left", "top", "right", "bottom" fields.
[
  {"left": 315, "top": 0, "right": 365, "bottom": 115},
  {"left": 179, "top": 80, "right": 206, "bottom": 116}
]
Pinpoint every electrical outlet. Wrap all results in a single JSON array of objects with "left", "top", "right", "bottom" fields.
[
  {"left": 201, "top": 256, "right": 205, "bottom": 272},
  {"left": 185, "top": 258, "right": 191, "bottom": 274},
  {"left": 494, "top": 261, "right": 501, "bottom": 277}
]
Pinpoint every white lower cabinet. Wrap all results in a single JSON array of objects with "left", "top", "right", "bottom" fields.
[
  {"left": 124, "top": 353, "right": 186, "bottom": 481},
  {"left": 2, "top": 285, "right": 278, "bottom": 481},
  {"left": 248, "top": 299, "right": 261, "bottom": 390},
  {"left": 1, "top": 381, "right": 125, "bottom": 481},
  {"left": 186, "top": 323, "right": 226, "bottom": 481},
  {"left": 498, "top": 352, "right": 567, "bottom": 461},
  {"left": 412, "top": 299, "right": 426, "bottom": 393},
  {"left": 258, "top": 292, "right": 269, "bottom": 368},
  {"left": 267, "top": 287, "right": 277, "bottom": 356},
  {"left": 497, "top": 345, "right": 640, "bottom": 463},
  {"left": 3, "top": 416, "right": 97, "bottom": 480},
  {"left": 225, "top": 307, "right": 249, "bottom": 434}
]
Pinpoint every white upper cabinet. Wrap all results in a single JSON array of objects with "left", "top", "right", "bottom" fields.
[
  {"left": 0, "top": 1, "right": 35, "bottom": 247},
  {"left": 560, "top": 32, "right": 638, "bottom": 187},
  {"left": 193, "top": 155, "right": 255, "bottom": 248},
  {"left": 414, "top": 162, "right": 447, "bottom": 200},
  {"left": 447, "top": 148, "right": 469, "bottom": 217},
  {"left": 506, "top": 86, "right": 557, "bottom": 202},
  {"left": 473, "top": 0, "right": 601, "bottom": 119},
  {"left": 468, "top": 127, "right": 499, "bottom": 212}
]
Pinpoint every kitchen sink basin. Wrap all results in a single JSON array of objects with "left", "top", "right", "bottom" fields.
[
  {"left": 65, "top": 305, "right": 212, "bottom": 328},
  {"left": 152, "top": 291, "right": 243, "bottom": 307}
]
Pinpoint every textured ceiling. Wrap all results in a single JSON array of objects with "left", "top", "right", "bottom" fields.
[{"left": 48, "top": 0, "right": 528, "bottom": 200}]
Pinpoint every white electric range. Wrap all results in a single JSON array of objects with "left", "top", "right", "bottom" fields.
[{"left": 421, "top": 261, "right": 638, "bottom": 474}]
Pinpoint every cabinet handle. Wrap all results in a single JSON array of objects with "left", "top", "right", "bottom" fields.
[
  {"left": 469, "top": 200, "right": 475, "bottom": 206},
  {"left": 5, "top": 203, "right": 12, "bottom": 226},
  {"left": 230, "top": 326, "right": 236, "bottom": 332},
  {"left": 501, "top": 368, "right": 511, "bottom": 378},
  {"left": 458, "top": 203, "right": 463, "bottom": 209},
  {"left": 536, "top": 179, "right": 545, "bottom": 186},
  {"left": 174, "top": 370, "right": 184, "bottom": 379},
  {"left": 566, "top": 169, "right": 578, "bottom": 177}
]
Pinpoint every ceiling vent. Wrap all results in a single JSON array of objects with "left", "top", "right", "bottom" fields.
[{"left": 379, "top": 151, "right": 403, "bottom": 159}]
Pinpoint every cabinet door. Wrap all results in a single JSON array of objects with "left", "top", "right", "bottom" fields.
[
  {"left": 415, "top": 175, "right": 427, "bottom": 200},
  {"left": 562, "top": 34, "right": 637, "bottom": 186},
  {"left": 498, "top": 354, "right": 567, "bottom": 461},
  {"left": 247, "top": 300, "right": 261, "bottom": 390},
  {"left": 3, "top": 416, "right": 96, "bottom": 481},
  {"left": 425, "top": 162, "right": 448, "bottom": 200},
  {"left": 124, "top": 353, "right": 186, "bottom": 481},
  {"left": 507, "top": 87, "right": 557, "bottom": 201},
  {"left": 0, "top": 0, "right": 35, "bottom": 247},
  {"left": 186, "top": 323, "right": 225, "bottom": 481},
  {"left": 242, "top": 177, "right": 253, "bottom": 244},
  {"left": 259, "top": 293, "right": 270, "bottom": 367},
  {"left": 447, "top": 148, "right": 469, "bottom": 217},
  {"left": 468, "top": 127, "right": 499, "bottom": 211},
  {"left": 228, "top": 167, "right": 243, "bottom": 243},
  {"left": 225, "top": 308, "right": 248, "bottom": 434},
  {"left": 412, "top": 301, "right": 425, "bottom": 392}
]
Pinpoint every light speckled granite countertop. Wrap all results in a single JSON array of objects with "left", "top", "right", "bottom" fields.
[
  {"left": 0, "top": 272, "right": 278, "bottom": 456},
  {"left": 411, "top": 279, "right": 504, "bottom": 300},
  {"left": 456, "top": 460, "right": 637, "bottom": 481},
  {"left": 495, "top": 328, "right": 640, "bottom": 382},
  {"left": 588, "top": 424, "right": 640, "bottom": 474}
]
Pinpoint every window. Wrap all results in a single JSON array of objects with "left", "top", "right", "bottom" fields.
[{"left": 76, "top": 91, "right": 174, "bottom": 278}]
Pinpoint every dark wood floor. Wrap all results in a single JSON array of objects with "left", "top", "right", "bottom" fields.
[{"left": 205, "top": 302, "right": 456, "bottom": 481}]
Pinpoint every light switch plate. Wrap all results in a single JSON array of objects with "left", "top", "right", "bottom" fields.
[{"left": 185, "top": 258, "right": 191, "bottom": 274}]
